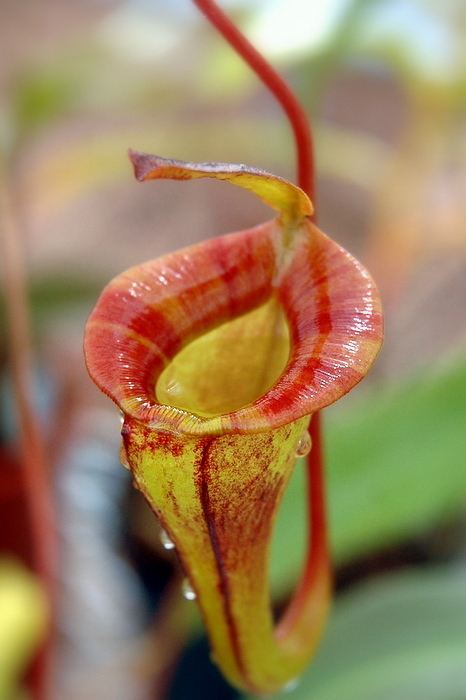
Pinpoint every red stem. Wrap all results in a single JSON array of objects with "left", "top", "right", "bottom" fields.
[
  {"left": 307, "top": 412, "right": 328, "bottom": 575},
  {"left": 0, "top": 164, "right": 57, "bottom": 700},
  {"left": 276, "top": 413, "right": 329, "bottom": 638},
  {"left": 191, "top": 0, "right": 329, "bottom": 638},
  {"left": 191, "top": 0, "right": 315, "bottom": 201}
]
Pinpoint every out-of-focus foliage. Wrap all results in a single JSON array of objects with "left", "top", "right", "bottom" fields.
[
  {"left": 271, "top": 359, "right": 466, "bottom": 595},
  {"left": 0, "top": 558, "right": 47, "bottom": 698},
  {"left": 244, "top": 566, "right": 466, "bottom": 700}
]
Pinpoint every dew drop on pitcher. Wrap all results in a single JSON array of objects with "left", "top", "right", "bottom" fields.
[
  {"left": 119, "top": 443, "right": 131, "bottom": 470},
  {"left": 282, "top": 677, "right": 300, "bottom": 693},
  {"left": 182, "top": 578, "right": 197, "bottom": 600},
  {"left": 295, "top": 430, "right": 311, "bottom": 457},
  {"left": 160, "top": 528, "right": 175, "bottom": 550}
]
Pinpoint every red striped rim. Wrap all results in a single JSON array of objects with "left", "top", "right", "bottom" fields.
[{"left": 84, "top": 218, "right": 382, "bottom": 436}]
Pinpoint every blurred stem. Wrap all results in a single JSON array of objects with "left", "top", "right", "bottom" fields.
[
  {"left": 192, "top": 0, "right": 330, "bottom": 685},
  {"left": 0, "top": 157, "right": 57, "bottom": 700}
]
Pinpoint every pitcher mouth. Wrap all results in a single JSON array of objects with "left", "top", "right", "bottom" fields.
[{"left": 84, "top": 217, "right": 382, "bottom": 437}]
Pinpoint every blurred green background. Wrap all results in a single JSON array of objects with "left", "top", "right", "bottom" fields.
[{"left": 1, "top": 0, "right": 465, "bottom": 698}]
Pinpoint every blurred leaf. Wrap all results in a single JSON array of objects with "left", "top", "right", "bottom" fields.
[
  {"left": 24, "top": 119, "right": 290, "bottom": 216},
  {"left": 0, "top": 277, "right": 102, "bottom": 338},
  {"left": 29, "top": 276, "right": 103, "bottom": 314},
  {"left": 244, "top": 566, "right": 466, "bottom": 700},
  {"left": 26, "top": 113, "right": 391, "bottom": 222},
  {"left": 270, "top": 361, "right": 466, "bottom": 594},
  {"left": 0, "top": 558, "right": 47, "bottom": 697},
  {"left": 9, "top": 46, "right": 109, "bottom": 143},
  {"left": 13, "top": 67, "right": 79, "bottom": 136},
  {"left": 328, "top": 360, "right": 466, "bottom": 560},
  {"left": 10, "top": 43, "right": 181, "bottom": 144}
]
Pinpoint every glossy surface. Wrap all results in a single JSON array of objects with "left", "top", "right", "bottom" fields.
[
  {"left": 84, "top": 153, "right": 383, "bottom": 694},
  {"left": 156, "top": 297, "right": 290, "bottom": 416},
  {"left": 85, "top": 153, "right": 383, "bottom": 436}
]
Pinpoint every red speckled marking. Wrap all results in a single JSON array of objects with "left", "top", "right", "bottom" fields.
[
  {"left": 196, "top": 433, "right": 285, "bottom": 690},
  {"left": 197, "top": 438, "right": 249, "bottom": 684}
]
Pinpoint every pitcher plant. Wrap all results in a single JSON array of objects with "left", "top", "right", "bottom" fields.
[{"left": 84, "top": 0, "right": 383, "bottom": 695}]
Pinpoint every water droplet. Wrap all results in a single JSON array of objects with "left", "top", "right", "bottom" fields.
[
  {"left": 182, "top": 578, "right": 197, "bottom": 600},
  {"left": 295, "top": 430, "right": 311, "bottom": 457},
  {"left": 282, "top": 677, "right": 300, "bottom": 693},
  {"left": 119, "top": 443, "right": 131, "bottom": 470},
  {"left": 160, "top": 528, "right": 175, "bottom": 550},
  {"left": 119, "top": 409, "right": 124, "bottom": 426}
]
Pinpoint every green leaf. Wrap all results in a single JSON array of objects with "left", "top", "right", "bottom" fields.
[
  {"left": 13, "top": 69, "right": 77, "bottom": 135},
  {"left": 244, "top": 566, "right": 466, "bottom": 700},
  {"left": 270, "top": 361, "right": 466, "bottom": 595},
  {"left": 328, "top": 361, "right": 466, "bottom": 562}
]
